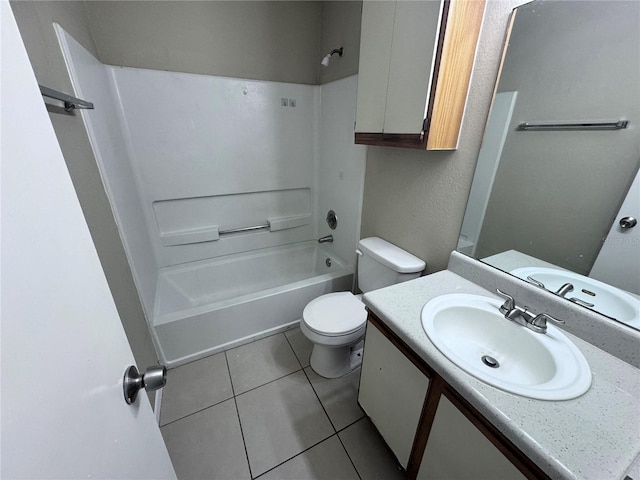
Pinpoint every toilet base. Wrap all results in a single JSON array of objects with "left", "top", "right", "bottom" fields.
[{"left": 309, "top": 341, "right": 363, "bottom": 379}]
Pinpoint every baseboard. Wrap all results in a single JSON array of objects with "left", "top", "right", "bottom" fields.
[{"left": 154, "top": 387, "right": 163, "bottom": 425}]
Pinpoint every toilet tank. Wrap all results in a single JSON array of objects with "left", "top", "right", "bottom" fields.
[{"left": 357, "top": 237, "right": 426, "bottom": 293}]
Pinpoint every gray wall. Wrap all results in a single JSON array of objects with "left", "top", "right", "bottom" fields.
[
  {"left": 85, "top": 1, "right": 322, "bottom": 85},
  {"left": 10, "top": 1, "right": 159, "bottom": 372},
  {"left": 476, "top": 0, "right": 640, "bottom": 274},
  {"left": 360, "top": 0, "right": 524, "bottom": 274},
  {"left": 319, "top": 1, "right": 361, "bottom": 85}
]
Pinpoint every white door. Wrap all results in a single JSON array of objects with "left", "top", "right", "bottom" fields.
[
  {"left": 0, "top": 3, "right": 176, "bottom": 478},
  {"left": 590, "top": 171, "right": 640, "bottom": 295}
]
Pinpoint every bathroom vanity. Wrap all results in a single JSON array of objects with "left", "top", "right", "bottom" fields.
[{"left": 357, "top": 267, "right": 640, "bottom": 479}]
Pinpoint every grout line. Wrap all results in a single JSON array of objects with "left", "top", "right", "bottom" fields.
[
  {"left": 251, "top": 433, "right": 339, "bottom": 480},
  {"left": 282, "top": 330, "right": 306, "bottom": 370},
  {"left": 233, "top": 367, "right": 304, "bottom": 398},
  {"left": 300, "top": 366, "right": 338, "bottom": 434},
  {"left": 298, "top": 358, "right": 364, "bottom": 480},
  {"left": 336, "top": 428, "right": 363, "bottom": 480},
  {"left": 165, "top": 348, "right": 226, "bottom": 371},
  {"left": 226, "top": 350, "right": 254, "bottom": 480},
  {"left": 159, "top": 395, "right": 235, "bottom": 428},
  {"left": 336, "top": 414, "right": 366, "bottom": 435},
  {"left": 224, "top": 350, "right": 237, "bottom": 397},
  {"left": 283, "top": 328, "right": 307, "bottom": 369},
  {"left": 166, "top": 329, "right": 293, "bottom": 372},
  {"left": 228, "top": 332, "right": 304, "bottom": 397}
]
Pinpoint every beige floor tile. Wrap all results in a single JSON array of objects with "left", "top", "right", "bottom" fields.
[
  {"left": 160, "top": 352, "right": 233, "bottom": 425},
  {"left": 339, "top": 417, "right": 404, "bottom": 480},
  {"left": 161, "top": 399, "right": 250, "bottom": 480},
  {"left": 284, "top": 327, "right": 313, "bottom": 367},
  {"left": 305, "top": 366, "right": 364, "bottom": 431},
  {"left": 236, "top": 370, "right": 334, "bottom": 477},
  {"left": 259, "top": 435, "right": 359, "bottom": 480},
  {"left": 226, "top": 333, "right": 301, "bottom": 394}
]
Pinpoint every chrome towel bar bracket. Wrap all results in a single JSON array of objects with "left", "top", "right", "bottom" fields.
[{"left": 39, "top": 84, "right": 94, "bottom": 112}]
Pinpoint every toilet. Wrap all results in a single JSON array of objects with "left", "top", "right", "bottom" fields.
[{"left": 301, "top": 237, "right": 425, "bottom": 378}]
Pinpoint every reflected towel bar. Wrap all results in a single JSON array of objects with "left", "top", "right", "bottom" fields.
[
  {"left": 39, "top": 85, "right": 94, "bottom": 112},
  {"left": 517, "top": 120, "right": 628, "bottom": 131}
]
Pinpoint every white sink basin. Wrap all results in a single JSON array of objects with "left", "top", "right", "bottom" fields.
[
  {"left": 421, "top": 293, "right": 592, "bottom": 400},
  {"left": 511, "top": 267, "right": 640, "bottom": 329}
]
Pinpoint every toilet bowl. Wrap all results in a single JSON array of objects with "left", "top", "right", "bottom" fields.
[
  {"left": 300, "top": 292, "right": 367, "bottom": 378},
  {"left": 301, "top": 237, "right": 426, "bottom": 378}
]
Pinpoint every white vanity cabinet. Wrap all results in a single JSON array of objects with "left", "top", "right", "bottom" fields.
[
  {"left": 355, "top": 0, "right": 485, "bottom": 150},
  {"left": 418, "top": 396, "right": 526, "bottom": 479},
  {"left": 358, "top": 319, "right": 430, "bottom": 468},
  {"left": 358, "top": 314, "right": 548, "bottom": 480}
]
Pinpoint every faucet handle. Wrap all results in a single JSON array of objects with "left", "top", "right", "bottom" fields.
[
  {"left": 496, "top": 289, "right": 515, "bottom": 314},
  {"left": 570, "top": 297, "right": 595, "bottom": 308},
  {"left": 530, "top": 313, "right": 565, "bottom": 333},
  {"left": 526, "top": 276, "right": 546, "bottom": 289}
]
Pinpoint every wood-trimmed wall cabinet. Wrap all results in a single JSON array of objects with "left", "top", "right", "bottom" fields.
[
  {"left": 355, "top": 0, "right": 486, "bottom": 150},
  {"left": 358, "top": 313, "right": 551, "bottom": 479}
]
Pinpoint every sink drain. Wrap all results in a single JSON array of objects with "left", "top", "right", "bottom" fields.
[{"left": 481, "top": 355, "right": 500, "bottom": 368}]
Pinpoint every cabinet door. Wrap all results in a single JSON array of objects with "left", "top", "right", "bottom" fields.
[
  {"left": 384, "top": 0, "right": 443, "bottom": 134},
  {"left": 359, "top": 321, "right": 430, "bottom": 468},
  {"left": 417, "top": 396, "right": 526, "bottom": 480},
  {"left": 355, "top": 1, "right": 442, "bottom": 135},
  {"left": 355, "top": 1, "right": 396, "bottom": 134}
]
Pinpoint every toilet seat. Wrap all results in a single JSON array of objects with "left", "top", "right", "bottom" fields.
[{"left": 302, "top": 292, "right": 367, "bottom": 337}]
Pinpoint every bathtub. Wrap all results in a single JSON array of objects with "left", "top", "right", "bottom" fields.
[{"left": 152, "top": 242, "right": 353, "bottom": 367}]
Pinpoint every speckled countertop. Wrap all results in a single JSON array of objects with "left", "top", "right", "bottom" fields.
[{"left": 362, "top": 270, "right": 640, "bottom": 480}]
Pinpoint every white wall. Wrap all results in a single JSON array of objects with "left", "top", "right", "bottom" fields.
[
  {"left": 458, "top": 91, "right": 517, "bottom": 254},
  {"left": 57, "top": 25, "right": 366, "bottom": 320},
  {"left": 317, "top": 75, "right": 367, "bottom": 268},
  {"left": 57, "top": 26, "right": 159, "bottom": 316},
  {"left": 110, "top": 67, "right": 319, "bottom": 268}
]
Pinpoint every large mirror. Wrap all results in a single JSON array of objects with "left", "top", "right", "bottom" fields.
[{"left": 458, "top": 0, "right": 640, "bottom": 330}]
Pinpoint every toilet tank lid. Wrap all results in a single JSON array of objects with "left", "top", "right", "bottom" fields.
[{"left": 358, "top": 237, "right": 426, "bottom": 274}]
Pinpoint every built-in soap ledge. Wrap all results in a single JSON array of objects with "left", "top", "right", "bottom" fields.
[
  {"left": 267, "top": 214, "right": 310, "bottom": 231},
  {"left": 159, "top": 214, "right": 311, "bottom": 246},
  {"left": 160, "top": 226, "right": 220, "bottom": 246}
]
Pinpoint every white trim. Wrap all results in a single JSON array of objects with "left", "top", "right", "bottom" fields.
[{"left": 154, "top": 388, "right": 163, "bottom": 425}]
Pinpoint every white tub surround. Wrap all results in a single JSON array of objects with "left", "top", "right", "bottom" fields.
[
  {"left": 361, "top": 270, "right": 640, "bottom": 480},
  {"left": 154, "top": 243, "right": 352, "bottom": 366},
  {"left": 57, "top": 24, "right": 366, "bottom": 368}
]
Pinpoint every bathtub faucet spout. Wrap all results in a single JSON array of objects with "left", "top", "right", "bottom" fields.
[{"left": 318, "top": 235, "right": 333, "bottom": 244}]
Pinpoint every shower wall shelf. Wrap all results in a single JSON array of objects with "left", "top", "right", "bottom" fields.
[
  {"left": 516, "top": 120, "right": 628, "bottom": 131},
  {"left": 39, "top": 84, "right": 94, "bottom": 112},
  {"left": 159, "top": 214, "right": 311, "bottom": 246}
]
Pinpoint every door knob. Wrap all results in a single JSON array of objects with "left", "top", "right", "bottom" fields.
[
  {"left": 619, "top": 216, "right": 637, "bottom": 229},
  {"left": 123, "top": 365, "right": 167, "bottom": 405}
]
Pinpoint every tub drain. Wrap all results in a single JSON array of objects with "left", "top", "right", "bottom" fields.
[
  {"left": 481, "top": 355, "right": 500, "bottom": 368},
  {"left": 325, "top": 258, "right": 332, "bottom": 267}
]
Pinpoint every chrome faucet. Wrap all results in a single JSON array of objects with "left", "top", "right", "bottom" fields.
[
  {"left": 318, "top": 235, "right": 333, "bottom": 244},
  {"left": 496, "top": 289, "right": 565, "bottom": 334},
  {"left": 555, "top": 283, "right": 574, "bottom": 298},
  {"left": 523, "top": 278, "right": 595, "bottom": 308}
]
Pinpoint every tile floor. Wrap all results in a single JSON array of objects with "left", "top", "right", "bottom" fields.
[{"left": 159, "top": 327, "right": 405, "bottom": 480}]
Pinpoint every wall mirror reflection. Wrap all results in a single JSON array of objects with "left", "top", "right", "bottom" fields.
[{"left": 457, "top": 0, "right": 640, "bottom": 330}]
